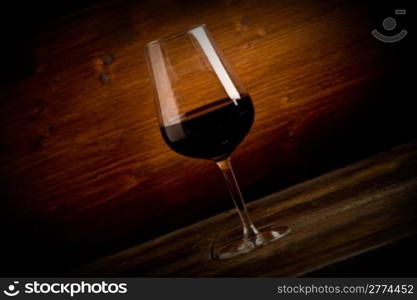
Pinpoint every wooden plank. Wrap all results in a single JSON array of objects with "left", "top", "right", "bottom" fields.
[{"left": 75, "top": 141, "right": 417, "bottom": 276}]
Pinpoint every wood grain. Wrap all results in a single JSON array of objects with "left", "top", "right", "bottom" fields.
[
  {"left": 76, "top": 141, "right": 417, "bottom": 276},
  {"left": 0, "top": 0, "right": 414, "bottom": 274}
]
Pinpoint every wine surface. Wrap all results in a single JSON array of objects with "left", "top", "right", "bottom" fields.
[{"left": 161, "top": 94, "right": 254, "bottom": 160}]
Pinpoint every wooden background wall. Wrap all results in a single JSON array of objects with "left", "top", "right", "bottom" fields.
[{"left": 0, "top": 0, "right": 413, "bottom": 274}]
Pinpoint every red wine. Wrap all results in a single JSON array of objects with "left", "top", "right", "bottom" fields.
[{"left": 161, "top": 94, "right": 254, "bottom": 160}]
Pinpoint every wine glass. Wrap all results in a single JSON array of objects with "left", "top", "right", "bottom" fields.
[{"left": 145, "top": 24, "right": 290, "bottom": 259}]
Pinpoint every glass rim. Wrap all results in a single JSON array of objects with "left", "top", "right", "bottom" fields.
[{"left": 145, "top": 24, "right": 207, "bottom": 47}]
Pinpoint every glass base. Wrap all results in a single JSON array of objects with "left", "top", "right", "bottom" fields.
[{"left": 211, "top": 225, "right": 291, "bottom": 260}]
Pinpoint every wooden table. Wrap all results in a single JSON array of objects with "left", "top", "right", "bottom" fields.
[{"left": 76, "top": 141, "right": 417, "bottom": 276}]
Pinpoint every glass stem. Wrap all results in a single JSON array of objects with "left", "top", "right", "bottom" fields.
[{"left": 216, "top": 157, "right": 259, "bottom": 241}]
